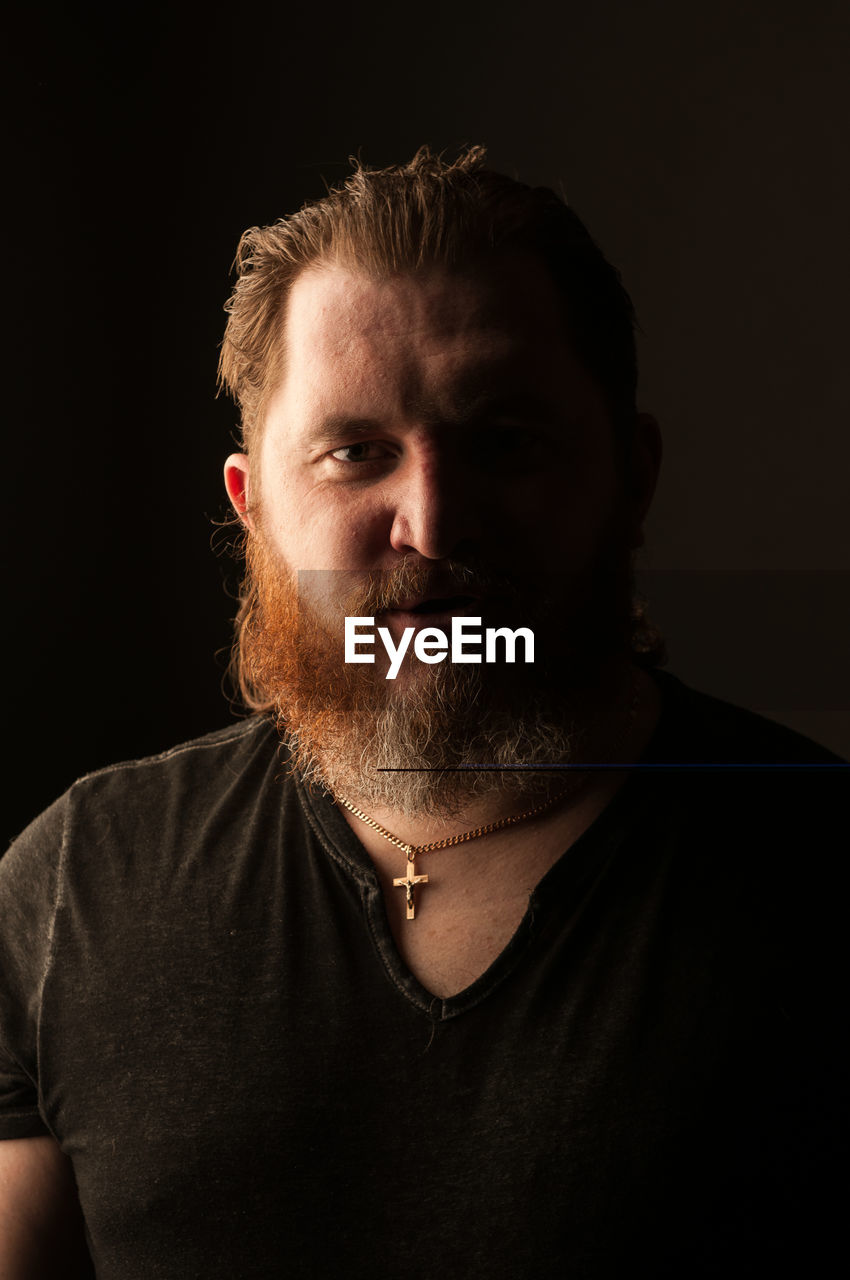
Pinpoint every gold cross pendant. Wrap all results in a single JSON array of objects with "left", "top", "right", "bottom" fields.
[{"left": 392, "top": 846, "right": 429, "bottom": 920}]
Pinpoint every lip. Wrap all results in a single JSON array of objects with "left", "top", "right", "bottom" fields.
[
  {"left": 385, "top": 606, "right": 480, "bottom": 627},
  {"left": 379, "top": 595, "right": 483, "bottom": 635},
  {"left": 388, "top": 592, "right": 481, "bottom": 613}
]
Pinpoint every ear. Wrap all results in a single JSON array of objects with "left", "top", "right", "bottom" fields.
[
  {"left": 624, "top": 413, "right": 662, "bottom": 549},
  {"left": 224, "top": 453, "right": 254, "bottom": 530}
]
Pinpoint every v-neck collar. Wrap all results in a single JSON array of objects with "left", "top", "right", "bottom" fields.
[{"left": 294, "top": 669, "right": 679, "bottom": 1017}]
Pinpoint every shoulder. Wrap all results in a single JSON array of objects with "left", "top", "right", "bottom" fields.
[
  {"left": 2, "top": 717, "right": 287, "bottom": 883},
  {"left": 69, "top": 715, "right": 281, "bottom": 807},
  {"left": 643, "top": 670, "right": 846, "bottom": 885},
  {"left": 649, "top": 669, "right": 847, "bottom": 765},
  {"left": 644, "top": 670, "right": 847, "bottom": 918},
  {"left": 68, "top": 715, "right": 282, "bottom": 794},
  {"left": 641, "top": 672, "right": 846, "bottom": 968}
]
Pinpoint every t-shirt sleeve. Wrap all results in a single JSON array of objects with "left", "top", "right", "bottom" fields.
[{"left": 0, "top": 795, "right": 69, "bottom": 1139}]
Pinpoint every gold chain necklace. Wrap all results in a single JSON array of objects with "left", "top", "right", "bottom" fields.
[
  {"left": 337, "top": 786, "right": 576, "bottom": 920},
  {"left": 336, "top": 673, "right": 642, "bottom": 921}
]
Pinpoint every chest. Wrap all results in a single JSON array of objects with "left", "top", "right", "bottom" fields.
[
  {"left": 378, "top": 872, "right": 534, "bottom": 997},
  {"left": 40, "top": 836, "right": 802, "bottom": 1278},
  {"left": 366, "top": 801, "right": 618, "bottom": 998}
]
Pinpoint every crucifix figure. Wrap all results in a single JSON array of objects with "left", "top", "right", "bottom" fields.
[{"left": 392, "top": 846, "right": 429, "bottom": 920}]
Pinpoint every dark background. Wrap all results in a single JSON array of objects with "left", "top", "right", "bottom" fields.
[{"left": 7, "top": 0, "right": 849, "bottom": 842}]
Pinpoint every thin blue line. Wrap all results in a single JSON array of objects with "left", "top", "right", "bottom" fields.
[{"left": 377, "top": 763, "right": 849, "bottom": 771}]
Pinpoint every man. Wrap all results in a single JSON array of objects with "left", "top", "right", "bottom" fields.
[{"left": 0, "top": 147, "right": 845, "bottom": 1277}]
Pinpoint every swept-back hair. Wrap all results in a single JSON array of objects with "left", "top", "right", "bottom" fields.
[{"left": 218, "top": 145, "right": 638, "bottom": 451}]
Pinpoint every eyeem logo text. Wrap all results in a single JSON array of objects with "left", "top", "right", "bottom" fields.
[{"left": 345, "top": 617, "right": 535, "bottom": 680}]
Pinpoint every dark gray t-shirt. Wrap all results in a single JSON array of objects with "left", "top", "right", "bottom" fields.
[{"left": 0, "top": 671, "right": 846, "bottom": 1278}]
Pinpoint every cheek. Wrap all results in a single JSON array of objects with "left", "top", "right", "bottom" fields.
[
  {"left": 332, "top": 506, "right": 397, "bottom": 568},
  {"left": 287, "top": 494, "right": 397, "bottom": 571},
  {"left": 503, "top": 467, "right": 617, "bottom": 551}
]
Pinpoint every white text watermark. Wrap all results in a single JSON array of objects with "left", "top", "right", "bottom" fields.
[{"left": 345, "top": 616, "right": 535, "bottom": 680}]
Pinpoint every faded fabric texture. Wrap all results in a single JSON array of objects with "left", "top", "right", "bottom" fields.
[{"left": 0, "top": 671, "right": 846, "bottom": 1278}]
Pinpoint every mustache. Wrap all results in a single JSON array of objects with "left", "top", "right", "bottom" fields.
[{"left": 343, "top": 557, "right": 521, "bottom": 616}]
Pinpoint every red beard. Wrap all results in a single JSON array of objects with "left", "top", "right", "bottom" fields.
[{"left": 234, "top": 523, "right": 640, "bottom": 817}]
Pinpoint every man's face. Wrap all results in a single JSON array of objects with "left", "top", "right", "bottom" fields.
[
  {"left": 226, "top": 252, "right": 656, "bottom": 814},
  {"left": 259, "top": 252, "right": 627, "bottom": 611}
]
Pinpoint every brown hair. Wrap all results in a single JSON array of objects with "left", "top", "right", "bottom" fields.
[
  {"left": 217, "top": 145, "right": 639, "bottom": 452},
  {"left": 220, "top": 146, "right": 665, "bottom": 703}
]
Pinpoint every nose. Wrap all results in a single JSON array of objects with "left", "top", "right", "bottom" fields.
[{"left": 387, "top": 448, "right": 483, "bottom": 560}]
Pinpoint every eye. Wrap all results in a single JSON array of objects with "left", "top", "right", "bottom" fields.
[
  {"left": 466, "top": 424, "right": 549, "bottom": 472},
  {"left": 487, "top": 426, "right": 528, "bottom": 450},
  {"left": 329, "top": 442, "right": 392, "bottom": 463}
]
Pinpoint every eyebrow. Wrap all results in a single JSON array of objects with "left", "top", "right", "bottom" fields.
[
  {"left": 306, "top": 417, "right": 387, "bottom": 451},
  {"left": 305, "top": 391, "right": 567, "bottom": 449}
]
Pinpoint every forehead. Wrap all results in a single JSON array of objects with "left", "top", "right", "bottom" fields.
[{"left": 272, "top": 254, "right": 588, "bottom": 420}]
